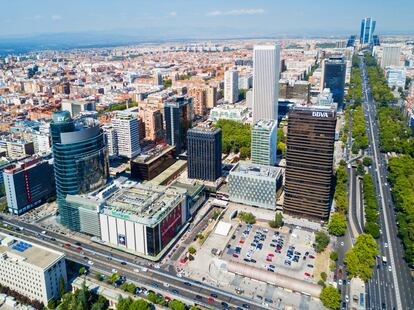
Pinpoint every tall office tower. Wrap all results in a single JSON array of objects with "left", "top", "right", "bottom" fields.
[
  {"left": 320, "top": 55, "right": 346, "bottom": 106},
  {"left": 155, "top": 72, "right": 163, "bottom": 86},
  {"left": 164, "top": 96, "right": 193, "bottom": 156},
  {"left": 381, "top": 45, "right": 401, "bottom": 68},
  {"left": 252, "top": 45, "right": 281, "bottom": 124},
  {"left": 112, "top": 111, "right": 141, "bottom": 158},
  {"left": 283, "top": 106, "right": 336, "bottom": 219},
  {"left": 360, "top": 17, "right": 376, "bottom": 44},
  {"left": 187, "top": 124, "right": 222, "bottom": 181},
  {"left": 251, "top": 120, "right": 277, "bottom": 166},
  {"left": 224, "top": 70, "right": 239, "bottom": 103},
  {"left": 188, "top": 87, "right": 207, "bottom": 116},
  {"left": 206, "top": 86, "right": 217, "bottom": 109},
  {"left": 102, "top": 125, "right": 118, "bottom": 157},
  {"left": 3, "top": 156, "right": 55, "bottom": 215},
  {"left": 50, "top": 111, "right": 109, "bottom": 230}
]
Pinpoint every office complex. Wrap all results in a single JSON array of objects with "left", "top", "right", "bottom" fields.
[
  {"left": 228, "top": 162, "right": 282, "bottom": 210},
  {"left": 3, "top": 156, "right": 55, "bottom": 215},
  {"left": 224, "top": 70, "right": 239, "bottom": 104},
  {"left": 61, "top": 100, "right": 96, "bottom": 117},
  {"left": 381, "top": 45, "right": 401, "bottom": 68},
  {"left": 386, "top": 67, "right": 406, "bottom": 88},
  {"left": 321, "top": 56, "right": 346, "bottom": 106},
  {"left": 164, "top": 96, "right": 193, "bottom": 156},
  {"left": 360, "top": 17, "right": 376, "bottom": 44},
  {"left": 103, "top": 125, "right": 118, "bottom": 157},
  {"left": 283, "top": 106, "right": 336, "bottom": 219},
  {"left": 112, "top": 111, "right": 141, "bottom": 158},
  {"left": 187, "top": 124, "right": 222, "bottom": 181},
  {"left": 0, "top": 232, "right": 67, "bottom": 305},
  {"left": 131, "top": 145, "right": 176, "bottom": 180},
  {"left": 50, "top": 111, "right": 109, "bottom": 230},
  {"left": 209, "top": 104, "right": 249, "bottom": 123},
  {"left": 251, "top": 120, "right": 277, "bottom": 166},
  {"left": 252, "top": 45, "right": 280, "bottom": 123}
]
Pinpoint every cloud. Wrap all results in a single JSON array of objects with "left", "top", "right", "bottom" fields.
[
  {"left": 51, "top": 14, "right": 62, "bottom": 21},
  {"left": 206, "top": 8, "right": 265, "bottom": 17},
  {"left": 169, "top": 11, "right": 177, "bottom": 17}
]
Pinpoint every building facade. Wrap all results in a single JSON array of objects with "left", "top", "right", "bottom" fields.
[
  {"left": 381, "top": 45, "right": 401, "bottom": 68},
  {"left": 252, "top": 45, "right": 280, "bottom": 123},
  {"left": 188, "top": 87, "right": 207, "bottom": 116},
  {"left": 112, "top": 111, "right": 141, "bottom": 158},
  {"left": 224, "top": 70, "right": 239, "bottom": 104},
  {"left": 321, "top": 56, "right": 346, "bottom": 106},
  {"left": 0, "top": 232, "right": 67, "bottom": 305},
  {"left": 228, "top": 162, "right": 282, "bottom": 210},
  {"left": 187, "top": 124, "right": 222, "bottom": 181},
  {"left": 251, "top": 120, "right": 277, "bottom": 166},
  {"left": 3, "top": 156, "right": 55, "bottom": 215},
  {"left": 283, "top": 106, "right": 336, "bottom": 219},
  {"left": 164, "top": 96, "right": 193, "bottom": 156},
  {"left": 50, "top": 111, "right": 109, "bottom": 230},
  {"left": 360, "top": 17, "right": 376, "bottom": 44}
]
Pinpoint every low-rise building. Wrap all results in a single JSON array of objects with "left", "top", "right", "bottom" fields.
[
  {"left": 0, "top": 232, "right": 67, "bottom": 305},
  {"left": 228, "top": 162, "right": 283, "bottom": 210},
  {"left": 209, "top": 104, "right": 249, "bottom": 123}
]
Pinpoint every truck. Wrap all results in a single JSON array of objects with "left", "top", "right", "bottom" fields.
[{"left": 382, "top": 256, "right": 387, "bottom": 265}]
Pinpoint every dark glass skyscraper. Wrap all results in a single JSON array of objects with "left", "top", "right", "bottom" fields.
[
  {"left": 187, "top": 124, "right": 222, "bottom": 181},
  {"left": 164, "top": 96, "right": 193, "bottom": 156},
  {"left": 50, "top": 111, "right": 109, "bottom": 230},
  {"left": 360, "top": 17, "right": 376, "bottom": 45},
  {"left": 283, "top": 106, "right": 336, "bottom": 220},
  {"left": 321, "top": 55, "right": 346, "bottom": 107}
]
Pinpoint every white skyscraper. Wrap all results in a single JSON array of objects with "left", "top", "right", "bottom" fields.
[
  {"left": 381, "top": 45, "right": 401, "bottom": 68},
  {"left": 252, "top": 45, "right": 281, "bottom": 124},
  {"left": 112, "top": 111, "right": 141, "bottom": 158},
  {"left": 224, "top": 70, "right": 239, "bottom": 103}
]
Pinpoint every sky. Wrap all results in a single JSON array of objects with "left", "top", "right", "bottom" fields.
[{"left": 1, "top": 0, "right": 413, "bottom": 38}]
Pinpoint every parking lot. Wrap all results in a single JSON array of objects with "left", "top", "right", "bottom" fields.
[{"left": 222, "top": 223, "right": 318, "bottom": 283}]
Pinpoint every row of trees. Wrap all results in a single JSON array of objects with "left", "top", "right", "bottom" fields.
[
  {"left": 345, "top": 58, "right": 363, "bottom": 105},
  {"left": 388, "top": 155, "right": 414, "bottom": 265},
  {"left": 215, "top": 119, "right": 251, "bottom": 156},
  {"left": 362, "top": 174, "right": 381, "bottom": 238},
  {"left": 238, "top": 211, "right": 256, "bottom": 224},
  {"left": 344, "top": 233, "right": 379, "bottom": 281},
  {"left": 351, "top": 106, "right": 369, "bottom": 153},
  {"left": 0, "top": 283, "right": 43, "bottom": 309},
  {"left": 333, "top": 165, "right": 348, "bottom": 213}
]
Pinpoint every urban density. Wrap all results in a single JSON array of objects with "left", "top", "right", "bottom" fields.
[{"left": 0, "top": 2, "right": 413, "bottom": 310}]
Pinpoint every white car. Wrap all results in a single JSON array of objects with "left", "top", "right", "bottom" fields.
[
  {"left": 87, "top": 260, "right": 94, "bottom": 266},
  {"left": 388, "top": 265, "right": 392, "bottom": 272},
  {"left": 112, "top": 269, "right": 117, "bottom": 273},
  {"left": 176, "top": 273, "right": 183, "bottom": 278},
  {"left": 133, "top": 268, "right": 140, "bottom": 273},
  {"left": 163, "top": 283, "right": 170, "bottom": 288},
  {"left": 385, "top": 243, "right": 388, "bottom": 248},
  {"left": 340, "top": 241, "right": 344, "bottom": 246},
  {"left": 345, "top": 295, "right": 349, "bottom": 303},
  {"left": 338, "top": 279, "right": 343, "bottom": 286}
]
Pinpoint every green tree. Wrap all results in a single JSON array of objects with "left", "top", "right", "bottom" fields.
[
  {"left": 362, "top": 157, "right": 373, "bottom": 167},
  {"left": 216, "top": 119, "right": 251, "bottom": 155},
  {"left": 269, "top": 213, "right": 283, "bottom": 228},
  {"left": 117, "top": 297, "right": 133, "bottom": 310},
  {"left": 48, "top": 299, "right": 57, "bottom": 309},
  {"left": 356, "top": 163, "right": 365, "bottom": 176},
  {"left": 239, "top": 146, "right": 250, "bottom": 159},
  {"left": 330, "top": 251, "right": 338, "bottom": 261},
  {"left": 238, "top": 212, "right": 256, "bottom": 224},
  {"left": 147, "top": 292, "right": 158, "bottom": 304},
  {"left": 59, "top": 276, "right": 66, "bottom": 298},
  {"left": 188, "top": 246, "right": 196, "bottom": 255},
  {"left": 168, "top": 300, "right": 186, "bottom": 310},
  {"left": 110, "top": 272, "right": 120, "bottom": 284},
  {"left": 79, "top": 267, "right": 87, "bottom": 275},
  {"left": 314, "top": 231, "right": 330, "bottom": 253},
  {"left": 317, "top": 279, "right": 326, "bottom": 287},
  {"left": 320, "top": 285, "right": 341, "bottom": 309},
  {"left": 130, "top": 299, "right": 151, "bottom": 310},
  {"left": 95, "top": 274, "right": 102, "bottom": 281},
  {"left": 328, "top": 213, "right": 347, "bottom": 236},
  {"left": 320, "top": 272, "right": 327, "bottom": 281}
]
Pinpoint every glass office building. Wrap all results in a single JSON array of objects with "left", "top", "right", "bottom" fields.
[
  {"left": 50, "top": 111, "right": 108, "bottom": 230},
  {"left": 360, "top": 17, "right": 376, "bottom": 45},
  {"left": 321, "top": 56, "right": 346, "bottom": 107},
  {"left": 251, "top": 120, "right": 277, "bottom": 166}
]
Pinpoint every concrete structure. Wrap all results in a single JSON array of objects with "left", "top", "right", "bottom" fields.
[
  {"left": 228, "top": 161, "right": 282, "bottom": 210},
  {"left": 251, "top": 120, "right": 277, "bottom": 166},
  {"left": 187, "top": 124, "right": 222, "bottom": 181},
  {"left": 317, "top": 88, "right": 335, "bottom": 107},
  {"left": 112, "top": 111, "right": 141, "bottom": 158},
  {"left": 381, "top": 45, "right": 401, "bottom": 68},
  {"left": 103, "top": 125, "right": 118, "bottom": 158},
  {"left": 279, "top": 80, "right": 310, "bottom": 102},
  {"left": 284, "top": 106, "right": 336, "bottom": 219},
  {"left": 155, "top": 72, "right": 163, "bottom": 86},
  {"left": 0, "top": 139, "right": 35, "bottom": 159},
  {"left": 252, "top": 45, "right": 280, "bottom": 123},
  {"left": 50, "top": 111, "right": 109, "bottom": 231},
  {"left": 0, "top": 232, "right": 67, "bottom": 305},
  {"left": 188, "top": 87, "right": 207, "bottom": 116},
  {"left": 139, "top": 107, "right": 164, "bottom": 142},
  {"left": 360, "top": 17, "right": 376, "bottom": 44},
  {"left": 321, "top": 55, "right": 346, "bottom": 106},
  {"left": 3, "top": 156, "right": 55, "bottom": 215},
  {"left": 224, "top": 70, "right": 239, "bottom": 104},
  {"left": 386, "top": 67, "right": 406, "bottom": 88},
  {"left": 206, "top": 86, "right": 217, "bottom": 109},
  {"left": 209, "top": 104, "right": 249, "bottom": 123},
  {"left": 61, "top": 100, "right": 96, "bottom": 117}
]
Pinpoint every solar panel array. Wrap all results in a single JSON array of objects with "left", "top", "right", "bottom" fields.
[{"left": 11, "top": 241, "right": 32, "bottom": 252}]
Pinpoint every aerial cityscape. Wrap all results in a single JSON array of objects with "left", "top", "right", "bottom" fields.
[{"left": 0, "top": 1, "right": 413, "bottom": 310}]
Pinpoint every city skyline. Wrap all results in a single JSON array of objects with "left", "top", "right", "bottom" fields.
[{"left": 1, "top": 0, "right": 413, "bottom": 38}]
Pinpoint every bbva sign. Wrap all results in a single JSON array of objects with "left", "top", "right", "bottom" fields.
[{"left": 312, "top": 111, "right": 329, "bottom": 117}]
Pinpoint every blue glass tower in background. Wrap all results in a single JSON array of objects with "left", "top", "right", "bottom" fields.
[
  {"left": 360, "top": 17, "right": 376, "bottom": 45},
  {"left": 50, "top": 111, "right": 108, "bottom": 230}
]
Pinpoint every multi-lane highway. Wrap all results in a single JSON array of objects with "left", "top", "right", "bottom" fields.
[
  {"left": 359, "top": 55, "right": 414, "bottom": 310},
  {"left": 0, "top": 216, "right": 267, "bottom": 310}
]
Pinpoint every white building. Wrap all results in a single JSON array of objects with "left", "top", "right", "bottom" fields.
[
  {"left": 0, "top": 232, "right": 67, "bottom": 305},
  {"left": 317, "top": 88, "right": 335, "bottom": 107},
  {"left": 103, "top": 125, "right": 118, "bottom": 158},
  {"left": 251, "top": 119, "right": 277, "bottom": 166},
  {"left": 381, "top": 45, "right": 401, "bottom": 68},
  {"left": 61, "top": 100, "right": 96, "bottom": 117},
  {"left": 252, "top": 45, "right": 280, "bottom": 123},
  {"left": 209, "top": 104, "right": 249, "bottom": 123},
  {"left": 224, "top": 70, "right": 239, "bottom": 103},
  {"left": 238, "top": 74, "right": 253, "bottom": 89},
  {"left": 111, "top": 112, "right": 141, "bottom": 158},
  {"left": 386, "top": 67, "right": 406, "bottom": 88}
]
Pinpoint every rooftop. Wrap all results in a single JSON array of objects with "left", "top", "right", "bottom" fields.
[
  {"left": 132, "top": 144, "right": 175, "bottom": 164},
  {"left": 253, "top": 119, "right": 277, "bottom": 130},
  {"left": 231, "top": 161, "right": 281, "bottom": 179},
  {"left": 0, "top": 232, "right": 64, "bottom": 270}
]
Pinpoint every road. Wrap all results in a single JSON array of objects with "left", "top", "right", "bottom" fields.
[
  {"left": 359, "top": 55, "right": 414, "bottom": 310},
  {"left": 0, "top": 217, "right": 268, "bottom": 310}
]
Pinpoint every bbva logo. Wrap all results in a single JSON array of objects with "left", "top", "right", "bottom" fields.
[{"left": 312, "top": 111, "right": 329, "bottom": 117}]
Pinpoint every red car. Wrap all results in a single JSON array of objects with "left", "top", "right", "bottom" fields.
[
  {"left": 208, "top": 297, "right": 214, "bottom": 303},
  {"left": 309, "top": 255, "right": 315, "bottom": 259},
  {"left": 76, "top": 246, "right": 82, "bottom": 251},
  {"left": 268, "top": 253, "right": 274, "bottom": 257},
  {"left": 164, "top": 296, "right": 171, "bottom": 301},
  {"left": 239, "top": 240, "right": 245, "bottom": 244},
  {"left": 304, "top": 272, "right": 311, "bottom": 277},
  {"left": 63, "top": 243, "right": 71, "bottom": 247},
  {"left": 266, "top": 257, "right": 272, "bottom": 262},
  {"left": 276, "top": 247, "right": 282, "bottom": 251},
  {"left": 233, "top": 253, "right": 239, "bottom": 258}
]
